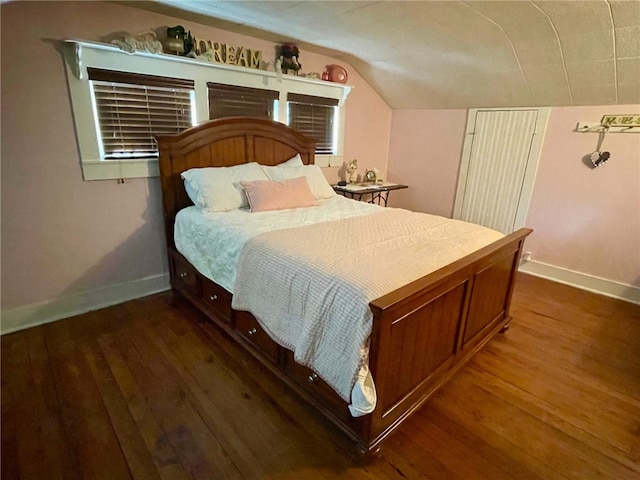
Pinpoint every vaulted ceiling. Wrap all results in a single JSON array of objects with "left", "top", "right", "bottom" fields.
[{"left": 125, "top": 1, "right": 640, "bottom": 109}]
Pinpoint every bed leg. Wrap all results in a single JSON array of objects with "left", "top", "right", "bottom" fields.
[
  {"left": 354, "top": 443, "right": 381, "bottom": 464},
  {"left": 500, "top": 318, "right": 512, "bottom": 333}
]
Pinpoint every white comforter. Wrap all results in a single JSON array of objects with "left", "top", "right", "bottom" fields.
[
  {"left": 174, "top": 196, "right": 503, "bottom": 416},
  {"left": 174, "top": 196, "right": 381, "bottom": 293}
]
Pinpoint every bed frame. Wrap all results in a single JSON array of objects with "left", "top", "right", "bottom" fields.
[{"left": 157, "top": 117, "right": 532, "bottom": 460}]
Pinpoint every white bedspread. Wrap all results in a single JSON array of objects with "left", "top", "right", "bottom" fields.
[
  {"left": 175, "top": 196, "right": 381, "bottom": 292},
  {"left": 231, "top": 208, "right": 503, "bottom": 413}
]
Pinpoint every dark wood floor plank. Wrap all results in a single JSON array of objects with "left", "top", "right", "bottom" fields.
[
  {"left": 382, "top": 429, "right": 460, "bottom": 480},
  {"left": 436, "top": 370, "right": 639, "bottom": 479},
  {"left": 401, "top": 417, "right": 522, "bottom": 480},
  {"left": 475, "top": 343, "right": 640, "bottom": 460},
  {"left": 418, "top": 405, "right": 543, "bottom": 480},
  {"left": 1, "top": 333, "right": 23, "bottom": 480},
  {"left": 424, "top": 389, "right": 568, "bottom": 480},
  {"left": 44, "top": 312, "right": 133, "bottom": 479},
  {"left": 109, "top": 318, "right": 244, "bottom": 480},
  {"left": 6, "top": 332, "right": 46, "bottom": 480},
  {"left": 462, "top": 362, "right": 640, "bottom": 473},
  {"left": 82, "top": 341, "right": 163, "bottom": 480},
  {"left": 474, "top": 328, "right": 640, "bottom": 455},
  {"left": 2, "top": 326, "right": 72, "bottom": 480},
  {"left": 2, "top": 273, "right": 639, "bottom": 479},
  {"left": 130, "top": 302, "right": 289, "bottom": 480},
  {"left": 511, "top": 275, "right": 640, "bottom": 348},
  {"left": 26, "top": 326, "right": 82, "bottom": 480},
  {"left": 510, "top": 307, "right": 640, "bottom": 398},
  {"left": 1, "top": 391, "right": 20, "bottom": 480},
  {"left": 96, "top": 332, "right": 191, "bottom": 480}
]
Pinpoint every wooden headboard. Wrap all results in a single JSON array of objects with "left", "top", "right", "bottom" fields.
[{"left": 157, "top": 117, "right": 317, "bottom": 247}]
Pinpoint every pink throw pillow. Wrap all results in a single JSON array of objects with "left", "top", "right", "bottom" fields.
[{"left": 241, "top": 177, "right": 318, "bottom": 212}]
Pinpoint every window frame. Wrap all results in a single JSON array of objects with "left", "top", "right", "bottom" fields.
[
  {"left": 64, "top": 40, "right": 351, "bottom": 180},
  {"left": 287, "top": 93, "right": 340, "bottom": 155},
  {"left": 89, "top": 69, "right": 196, "bottom": 160}
]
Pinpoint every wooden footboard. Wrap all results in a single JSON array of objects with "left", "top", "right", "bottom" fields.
[{"left": 362, "top": 227, "right": 531, "bottom": 453}]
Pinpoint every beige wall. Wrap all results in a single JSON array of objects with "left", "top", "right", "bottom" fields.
[
  {"left": 0, "top": 1, "right": 391, "bottom": 312},
  {"left": 388, "top": 106, "right": 640, "bottom": 288}
]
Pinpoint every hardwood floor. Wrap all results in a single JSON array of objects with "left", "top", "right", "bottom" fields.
[{"left": 2, "top": 273, "right": 639, "bottom": 479}]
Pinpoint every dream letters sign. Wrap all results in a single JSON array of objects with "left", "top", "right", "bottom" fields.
[
  {"left": 192, "top": 37, "right": 262, "bottom": 69},
  {"left": 601, "top": 115, "right": 640, "bottom": 126}
]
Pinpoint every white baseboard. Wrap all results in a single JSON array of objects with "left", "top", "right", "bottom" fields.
[
  {"left": 519, "top": 260, "right": 640, "bottom": 305},
  {"left": 1, "top": 273, "right": 170, "bottom": 335},
  {"left": 3, "top": 262, "right": 636, "bottom": 335}
]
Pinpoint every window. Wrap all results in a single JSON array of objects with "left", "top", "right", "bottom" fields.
[
  {"left": 65, "top": 40, "right": 350, "bottom": 179},
  {"left": 88, "top": 69, "right": 195, "bottom": 160},
  {"left": 287, "top": 93, "right": 339, "bottom": 155},
  {"left": 207, "top": 83, "right": 278, "bottom": 120}
]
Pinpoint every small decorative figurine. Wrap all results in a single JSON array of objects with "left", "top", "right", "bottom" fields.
[
  {"left": 165, "top": 26, "right": 187, "bottom": 55},
  {"left": 111, "top": 30, "right": 163, "bottom": 54},
  {"left": 347, "top": 159, "right": 358, "bottom": 183},
  {"left": 279, "top": 44, "right": 301, "bottom": 75}
]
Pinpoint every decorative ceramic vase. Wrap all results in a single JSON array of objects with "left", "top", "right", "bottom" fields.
[{"left": 326, "top": 64, "right": 348, "bottom": 83}]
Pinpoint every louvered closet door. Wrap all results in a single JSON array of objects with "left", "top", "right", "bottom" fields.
[{"left": 453, "top": 109, "right": 548, "bottom": 234}]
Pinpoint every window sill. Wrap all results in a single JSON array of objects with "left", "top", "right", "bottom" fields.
[
  {"left": 82, "top": 155, "right": 342, "bottom": 180},
  {"left": 81, "top": 159, "right": 159, "bottom": 181},
  {"left": 315, "top": 155, "right": 344, "bottom": 168}
]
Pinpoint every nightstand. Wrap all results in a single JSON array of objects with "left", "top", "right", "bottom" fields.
[{"left": 332, "top": 183, "right": 408, "bottom": 206}]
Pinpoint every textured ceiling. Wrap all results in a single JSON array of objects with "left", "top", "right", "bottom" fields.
[{"left": 125, "top": 0, "right": 640, "bottom": 109}]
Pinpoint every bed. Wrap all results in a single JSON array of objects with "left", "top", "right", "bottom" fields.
[{"left": 157, "top": 117, "right": 532, "bottom": 460}]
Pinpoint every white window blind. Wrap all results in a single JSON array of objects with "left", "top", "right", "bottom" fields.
[
  {"left": 287, "top": 93, "right": 339, "bottom": 155},
  {"left": 88, "top": 68, "right": 194, "bottom": 159},
  {"left": 207, "top": 82, "right": 278, "bottom": 120}
]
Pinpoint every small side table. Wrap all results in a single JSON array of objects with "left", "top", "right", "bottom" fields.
[{"left": 333, "top": 183, "right": 408, "bottom": 206}]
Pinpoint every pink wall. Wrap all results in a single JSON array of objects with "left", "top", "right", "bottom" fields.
[
  {"left": 0, "top": 1, "right": 391, "bottom": 310},
  {"left": 388, "top": 106, "right": 640, "bottom": 287},
  {"left": 386, "top": 110, "right": 468, "bottom": 216},
  {"left": 525, "top": 105, "right": 640, "bottom": 286}
]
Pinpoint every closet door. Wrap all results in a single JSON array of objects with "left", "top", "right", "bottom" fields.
[{"left": 453, "top": 108, "right": 549, "bottom": 234}]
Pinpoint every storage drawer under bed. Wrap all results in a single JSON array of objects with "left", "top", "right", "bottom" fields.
[
  {"left": 170, "top": 250, "right": 199, "bottom": 296},
  {"left": 201, "top": 278, "right": 232, "bottom": 323},
  {"left": 234, "top": 311, "right": 279, "bottom": 364},
  {"left": 283, "top": 351, "right": 348, "bottom": 414}
]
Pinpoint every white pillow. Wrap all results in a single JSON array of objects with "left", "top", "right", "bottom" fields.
[
  {"left": 279, "top": 153, "right": 304, "bottom": 167},
  {"left": 181, "top": 162, "right": 269, "bottom": 212},
  {"left": 262, "top": 164, "right": 336, "bottom": 200}
]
